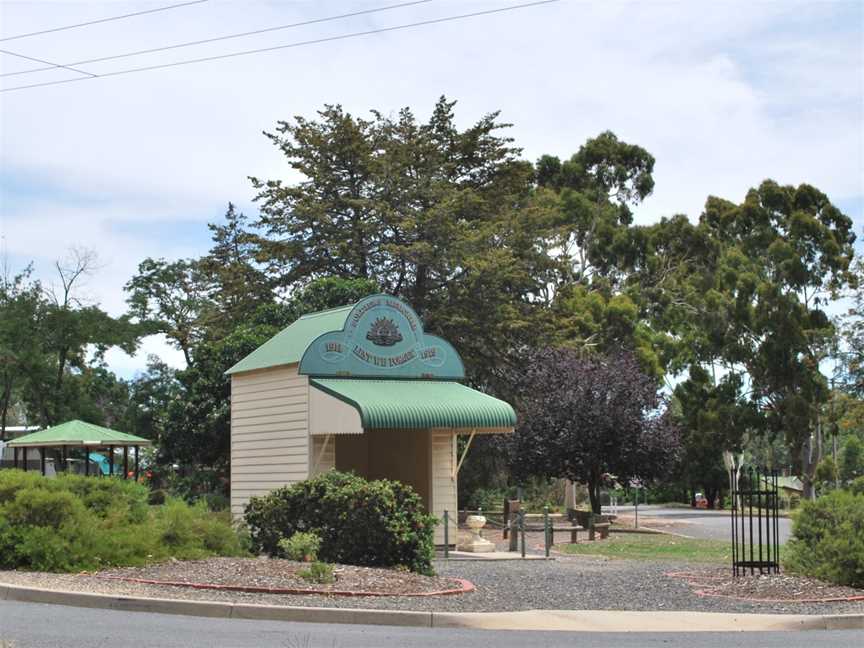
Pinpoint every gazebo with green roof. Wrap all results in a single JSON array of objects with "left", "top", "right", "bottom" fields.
[{"left": 7, "top": 420, "right": 150, "bottom": 479}]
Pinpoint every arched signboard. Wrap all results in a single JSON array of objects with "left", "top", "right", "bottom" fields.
[{"left": 298, "top": 295, "right": 465, "bottom": 379}]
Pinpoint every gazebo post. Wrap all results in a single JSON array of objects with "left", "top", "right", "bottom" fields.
[
  {"left": 40, "top": 447, "right": 46, "bottom": 476},
  {"left": 62, "top": 446, "right": 67, "bottom": 473},
  {"left": 13, "top": 446, "right": 18, "bottom": 469},
  {"left": 85, "top": 447, "right": 90, "bottom": 477},
  {"left": 134, "top": 446, "right": 139, "bottom": 481},
  {"left": 22, "top": 447, "right": 28, "bottom": 472},
  {"left": 123, "top": 446, "right": 129, "bottom": 480},
  {"left": 108, "top": 446, "right": 114, "bottom": 477}
]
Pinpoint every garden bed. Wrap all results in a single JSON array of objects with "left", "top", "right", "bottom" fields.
[
  {"left": 3, "top": 557, "right": 864, "bottom": 615},
  {"left": 93, "top": 557, "right": 470, "bottom": 597},
  {"left": 669, "top": 568, "right": 864, "bottom": 603}
]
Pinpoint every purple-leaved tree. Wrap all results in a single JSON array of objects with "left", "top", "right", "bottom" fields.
[{"left": 510, "top": 348, "right": 681, "bottom": 514}]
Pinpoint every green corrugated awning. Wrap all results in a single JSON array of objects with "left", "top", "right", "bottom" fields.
[
  {"left": 310, "top": 379, "right": 516, "bottom": 432},
  {"left": 226, "top": 305, "right": 353, "bottom": 375},
  {"left": 7, "top": 420, "right": 151, "bottom": 447}
]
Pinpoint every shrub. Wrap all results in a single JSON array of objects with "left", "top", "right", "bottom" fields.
[
  {"left": 0, "top": 469, "right": 247, "bottom": 572},
  {"left": 848, "top": 476, "right": 864, "bottom": 496},
  {"left": 279, "top": 531, "right": 321, "bottom": 562},
  {"left": 245, "top": 471, "right": 436, "bottom": 575},
  {"left": 58, "top": 474, "right": 149, "bottom": 523},
  {"left": 298, "top": 561, "right": 334, "bottom": 584},
  {"left": 783, "top": 489, "right": 864, "bottom": 588},
  {"left": 466, "top": 487, "right": 509, "bottom": 512},
  {"left": 840, "top": 437, "right": 864, "bottom": 482}
]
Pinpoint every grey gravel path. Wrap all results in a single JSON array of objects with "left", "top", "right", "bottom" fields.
[{"left": 2, "top": 556, "right": 863, "bottom": 616}]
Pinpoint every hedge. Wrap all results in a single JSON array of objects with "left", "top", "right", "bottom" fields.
[{"left": 244, "top": 471, "right": 436, "bottom": 574}]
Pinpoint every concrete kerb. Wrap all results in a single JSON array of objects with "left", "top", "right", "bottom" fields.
[{"left": 1, "top": 582, "right": 863, "bottom": 632}]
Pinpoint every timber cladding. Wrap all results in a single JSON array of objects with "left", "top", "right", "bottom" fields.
[{"left": 230, "top": 364, "right": 310, "bottom": 518}]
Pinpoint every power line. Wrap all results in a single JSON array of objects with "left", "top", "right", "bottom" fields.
[
  {"left": 0, "top": 48, "right": 95, "bottom": 78},
  {"left": 0, "top": 0, "right": 434, "bottom": 78},
  {"left": 0, "top": 1, "right": 558, "bottom": 94},
  {"left": 0, "top": 0, "right": 209, "bottom": 43}
]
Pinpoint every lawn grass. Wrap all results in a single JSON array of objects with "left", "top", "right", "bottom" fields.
[{"left": 559, "top": 532, "right": 756, "bottom": 563}]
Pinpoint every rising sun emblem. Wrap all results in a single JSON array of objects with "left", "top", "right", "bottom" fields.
[{"left": 366, "top": 317, "right": 403, "bottom": 347}]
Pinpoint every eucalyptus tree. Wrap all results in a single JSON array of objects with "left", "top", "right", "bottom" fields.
[{"left": 642, "top": 182, "right": 855, "bottom": 499}]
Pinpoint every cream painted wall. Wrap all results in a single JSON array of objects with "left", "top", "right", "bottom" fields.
[
  {"left": 431, "top": 430, "right": 458, "bottom": 545},
  {"left": 309, "top": 386, "right": 363, "bottom": 436},
  {"left": 230, "top": 364, "right": 310, "bottom": 518}
]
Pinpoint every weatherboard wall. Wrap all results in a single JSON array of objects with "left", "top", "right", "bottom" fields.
[
  {"left": 431, "top": 430, "right": 458, "bottom": 545},
  {"left": 230, "top": 364, "right": 310, "bottom": 518}
]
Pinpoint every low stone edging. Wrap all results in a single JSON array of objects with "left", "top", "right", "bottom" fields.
[
  {"left": 94, "top": 575, "right": 475, "bottom": 598},
  {"left": 1, "top": 581, "right": 863, "bottom": 631}
]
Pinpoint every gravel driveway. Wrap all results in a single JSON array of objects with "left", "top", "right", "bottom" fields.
[{"left": 2, "top": 555, "right": 862, "bottom": 617}]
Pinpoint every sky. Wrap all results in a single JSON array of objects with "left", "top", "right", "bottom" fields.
[{"left": 1, "top": 0, "right": 862, "bottom": 380}]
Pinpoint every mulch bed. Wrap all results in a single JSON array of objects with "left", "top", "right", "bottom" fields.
[
  {"left": 668, "top": 567, "right": 864, "bottom": 603},
  {"left": 94, "top": 557, "right": 470, "bottom": 597}
]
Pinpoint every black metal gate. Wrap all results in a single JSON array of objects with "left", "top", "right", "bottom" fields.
[{"left": 730, "top": 467, "right": 780, "bottom": 576}]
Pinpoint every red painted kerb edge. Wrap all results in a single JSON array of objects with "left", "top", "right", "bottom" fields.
[{"left": 96, "top": 575, "right": 475, "bottom": 598}]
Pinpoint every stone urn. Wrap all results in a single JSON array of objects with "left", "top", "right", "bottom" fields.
[{"left": 457, "top": 513, "right": 496, "bottom": 553}]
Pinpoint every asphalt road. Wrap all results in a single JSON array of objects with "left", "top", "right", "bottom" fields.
[
  {"left": 0, "top": 601, "right": 860, "bottom": 648},
  {"left": 605, "top": 505, "right": 793, "bottom": 544}
]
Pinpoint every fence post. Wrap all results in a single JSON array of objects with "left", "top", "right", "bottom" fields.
[
  {"left": 508, "top": 500, "right": 520, "bottom": 552},
  {"left": 519, "top": 509, "right": 526, "bottom": 559},
  {"left": 443, "top": 510, "right": 449, "bottom": 559},
  {"left": 543, "top": 506, "right": 550, "bottom": 558}
]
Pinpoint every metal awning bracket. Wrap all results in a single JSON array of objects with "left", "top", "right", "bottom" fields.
[
  {"left": 312, "top": 433, "right": 332, "bottom": 475},
  {"left": 452, "top": 428, "right": 476, "bottom": 481}
]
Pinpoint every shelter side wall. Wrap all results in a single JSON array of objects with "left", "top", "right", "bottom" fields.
[
  {"left": 230, "top": 365, "right": 309, "bottom": 518},
  {"left": 431, "top": 431, "right": 458, "bottom": 545}
]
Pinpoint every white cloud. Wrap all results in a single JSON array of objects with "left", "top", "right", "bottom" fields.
[{"left": 1, "top": 0, "right": 862, "bottom": 376}]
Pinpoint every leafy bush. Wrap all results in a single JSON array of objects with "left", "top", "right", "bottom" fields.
[
  {"left": 0, "top": 469, "right": 246, "bottom": 572},
  {"left": 466, "top": 487, "right": 509, "bottom": 512},
  {"left": 279, "top": 531, "right": 321, "bottom": 562},
  {"left": 298, "top": 561, "right": 334, "bottom": 584},
  {"left": 783, "top": 489, "right": 864, "bottom": 588},
  {"left": 848, "top": 476, "right": 864, "bottom": 496},
  {"left": 245, "top": 471, "right": 436, "bottom": 574}
]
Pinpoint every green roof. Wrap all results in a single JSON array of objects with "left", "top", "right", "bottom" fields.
[
  {"left": 311, "top": 379, "right": 516, "bottom": 431},
  {"left": 7, "top": 420, "right": 151, "bottom": 447},
  {"left": 226, "top": 306, "right": 353, "bottom": 375}
]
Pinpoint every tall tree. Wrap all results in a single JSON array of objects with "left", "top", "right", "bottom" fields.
[
  {"left": 125, "top": 258, "right": 210, "bottom": 366},
  {"left": 197, "top": 203, "right": 272, "bottom": 325},
  {"left": 250, "top": 97, "right": 563, "bottom": 392},
  {"left": 673, "top": 366, "right": 761, "bottom": 507},
  {"left": 0, "top": 266, "right": 44, "bottom": 437},
  {"left": 642, "top": 182, "right": 855, "bottom": 499}
]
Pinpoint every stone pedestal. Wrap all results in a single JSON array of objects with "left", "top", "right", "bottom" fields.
[{"left": 457, "top": 514, "right": 496, "bottom": 553}]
